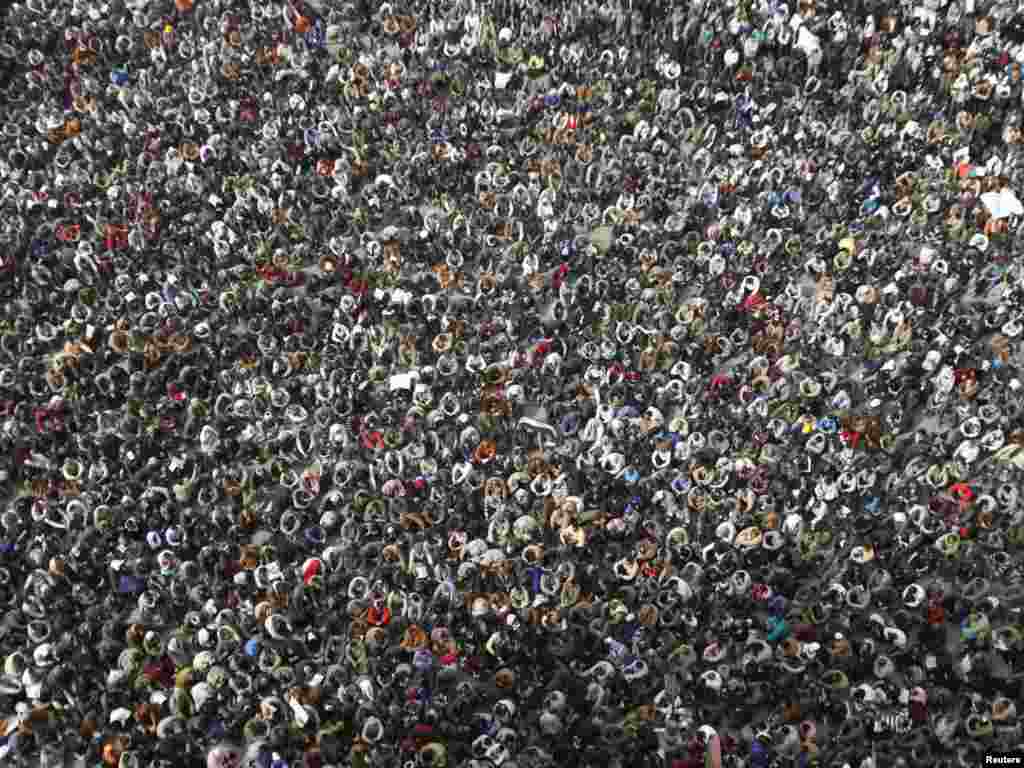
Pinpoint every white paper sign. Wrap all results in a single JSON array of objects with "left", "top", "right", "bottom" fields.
[
  {"left": 390, "top": 372, "right": 420, "bottom": 391},
  {"left": 796, "top": 27, "right": 820, "bottom": 56},
  {"left": 982, "top": 189, "right": 1024, "bottom": 219}
]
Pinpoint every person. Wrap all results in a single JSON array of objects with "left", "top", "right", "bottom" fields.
[{"left": 1, "top": 0, "right": 1024, "bottom": 766}]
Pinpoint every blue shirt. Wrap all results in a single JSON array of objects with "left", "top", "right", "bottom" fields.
[{"left": 118, "top": 575, "right": 143, "bottom": 594}]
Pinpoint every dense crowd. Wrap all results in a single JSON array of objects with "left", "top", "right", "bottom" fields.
[{"left": 2, "top": 0, "right": 1024, "bottom": 766}]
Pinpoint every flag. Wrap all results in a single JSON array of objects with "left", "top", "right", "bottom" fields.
[{"left": 302, "top": 557, "right": 321, "bottom": 585}]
